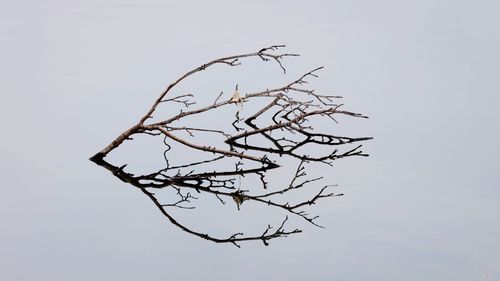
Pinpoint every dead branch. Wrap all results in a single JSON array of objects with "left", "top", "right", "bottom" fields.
[{"left": 90, "top": 45, "right": 371, "bottom": 247}]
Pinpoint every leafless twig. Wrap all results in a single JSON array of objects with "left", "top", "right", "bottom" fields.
[{"left": 90, "top": 45, "right": 371, "bottom": 246}]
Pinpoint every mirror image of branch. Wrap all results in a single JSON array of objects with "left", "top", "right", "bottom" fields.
[{"left": 90, "top": 45, "right": 372, "bottom": 247}]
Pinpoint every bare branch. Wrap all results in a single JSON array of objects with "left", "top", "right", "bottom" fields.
[
  {"left": 89, "top": 45, "right": 371, "bottom": 246},
  {"left": 160, "top": 94, "right": 196, "bottom": 107}
]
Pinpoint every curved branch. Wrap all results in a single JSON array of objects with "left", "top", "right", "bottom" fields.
[{"left": 90, "top": 45, "right": 372, "bottom": 246}]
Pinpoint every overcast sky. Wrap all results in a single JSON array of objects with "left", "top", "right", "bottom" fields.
[{"left": 1, "top": 0, "right": 500, "bottom": 280}]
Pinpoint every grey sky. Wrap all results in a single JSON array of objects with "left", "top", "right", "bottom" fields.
[{"left": 1, "top": 0, "right": 499, "bottom": 280}]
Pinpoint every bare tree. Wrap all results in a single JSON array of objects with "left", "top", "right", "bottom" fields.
[{"left": 90, "top": 45, "right": 371, "bottom": 247}]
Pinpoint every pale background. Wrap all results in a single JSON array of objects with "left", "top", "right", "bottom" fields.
[{"left": 1, "top": 0, "right": 499, "bottom": 280}]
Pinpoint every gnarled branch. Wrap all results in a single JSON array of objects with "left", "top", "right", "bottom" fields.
[{"left": 90, "top": 45, "right": 371, "bottom": 246}]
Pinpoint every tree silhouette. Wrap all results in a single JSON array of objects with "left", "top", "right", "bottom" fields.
[{"left": 90, "top": 45, "right": 371, "bottom": 247}]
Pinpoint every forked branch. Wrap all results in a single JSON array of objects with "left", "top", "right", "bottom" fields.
[{"left": 90, "top": 45, "right": 371, "bottom": 246}]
